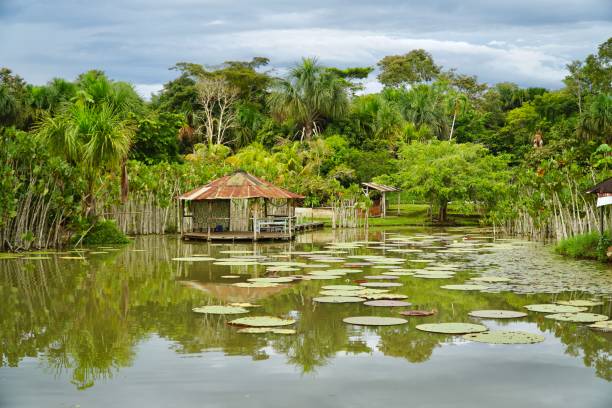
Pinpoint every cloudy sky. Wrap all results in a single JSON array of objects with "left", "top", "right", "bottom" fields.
[{"left": 1, "top": 0, "right": 610, "bottom": 98}]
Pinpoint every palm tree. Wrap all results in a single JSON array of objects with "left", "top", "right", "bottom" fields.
[
  {"left": 578, "top": 94, "right": 612, "bottom": 143},
  {"left": 268, "top": 58, "right": 349, "bottom": 140},
  {"left": 389, "top": 85, "right": 449, "bottom": 139}
]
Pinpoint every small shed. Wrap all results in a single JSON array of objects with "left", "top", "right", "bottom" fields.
[
  {"left": 177, "top": 171, "right": 304, "bottom": 240},
  {"left": 587, "top": 177, "right": 612, "bottom": 235},
  {"left": 362, "top": 182, "right": 400, "bottom": 218}
]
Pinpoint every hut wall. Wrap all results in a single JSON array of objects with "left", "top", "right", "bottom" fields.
[
  {"left": 230, "top": 198, "right": 250, "bottom": 231},
  {"left": 192, "top": 200, "right": 230, "bottom": 232},
  {"left": 265, "top": 199, "right": 293, "bottom": 217}
]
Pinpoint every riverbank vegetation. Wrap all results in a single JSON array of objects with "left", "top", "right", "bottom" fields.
[{"left": 0, "top": 38, "right": 610, "bottom": 250}]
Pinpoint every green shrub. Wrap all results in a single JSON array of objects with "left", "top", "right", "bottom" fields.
[
  {"left": 77, "top": 220, "right": 130, "bottom": 245},
  {"left": 554, "top": 232, "right": 611, "bottom": 261}
]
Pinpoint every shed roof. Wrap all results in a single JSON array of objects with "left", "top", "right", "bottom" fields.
[
  {"left": 587, "top": 177, "right": 612, "bottom": 195},
  {"left": 362, "top": 182, "right": 400, "bottom": 192},
  {"left": 178, "top": 171, "right": 304, "bottom": 201}
]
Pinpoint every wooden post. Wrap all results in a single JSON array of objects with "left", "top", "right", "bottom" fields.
[
  {"left": 382, "top": 192, "right": 386, "bottom": 218},
  {"left": 289, "top": 216, "right": 292, "bottom": 240},
  {"left": 397, "top": 192, "right": 400, "bottom": 216},
  {"left": 179, "top": 200, "right": 184, "bottom": 238},
  {"left": 600, "top": 205, "right": 604, "bottom": 236},
  {"left": 253, "top": 212, "right": 257, "bottom": 241}
]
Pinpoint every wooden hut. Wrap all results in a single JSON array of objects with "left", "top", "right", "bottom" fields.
[
  {"left": 177, "top": 171, "right": 304, "bottom": 241},
  {"left": 587, "top": 177, "right": 612, "bottom": 235},
  {"left": 362, "top": 182, "right": 400, "bottom": 218}
]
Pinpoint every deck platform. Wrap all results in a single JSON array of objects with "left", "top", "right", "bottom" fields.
[{"left": 182, "top": 222, "right": 325, "bottom": 241}]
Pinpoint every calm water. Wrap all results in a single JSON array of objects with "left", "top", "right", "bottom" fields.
[{"left": 1, "top": 227, "right": 611, "bottom": 408}]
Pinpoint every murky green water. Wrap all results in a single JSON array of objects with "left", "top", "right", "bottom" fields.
[{"left": 1, "top": 227, "right": 611, "bottom": 408}]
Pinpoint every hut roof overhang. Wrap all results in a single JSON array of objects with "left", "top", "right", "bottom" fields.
[
  {"left": 362, "top": 182, "right": 400, "bottom": 192},
  {"left": 178, "top": 171, "right": 304, "bottom": 201},
  {"left": 587, "top": 177, "right": 612, "bottom": 207}
]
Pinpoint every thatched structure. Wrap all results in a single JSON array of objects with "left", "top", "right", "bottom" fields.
[{"left": 362, "top": 182, "right": 400, "bottom": 217}]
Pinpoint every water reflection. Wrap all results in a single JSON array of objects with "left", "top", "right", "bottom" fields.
[{"left": 0, "top": 228, "right": 610, "bottom": 397}]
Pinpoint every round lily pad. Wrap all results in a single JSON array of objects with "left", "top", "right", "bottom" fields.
[
  {"left": 363, "top": 275, "right": 399, "bottom": 280},
  {"left": 229, "top": 316, "right": 296, "bottom": 327},
  {"left": 463, "top": 330, "right": 545, "bottom": 344},
  {"left": 237, "top": 327, "right": 296, "bottom": 334},
  {"left": 524, "top": 304, "right": 587, "bottom": 313},
  {"left": 247, "top": 277, "right": 294, "bottom": 284},
  {"left": 382, "top": 271, "right": 414, "bottom": 276},
  {"left": 214, "top": 261, "right": 258, "bottom": 266},
  {"left": 322, "top": 285, "right": 363, "bottom": 291},
  {"left": 399, "top": 310, "right": 436, "bottom": 317},
  {"left": 544, "top": 313, "right": 609, "bottom": 323},
  {"left": 360, "top": 282, "right": 402, "bottom": 288},
  {"left": 326, "top": 269, "right": 362, "bottom": 274},
  {"left": 416, "top": 323, "right": 488, "bottom": 334},
  {"left": 232, "top": 282, "right": 279, "bottom": 288},
  {"left": 471, "top": 276, "right": 511, "bottom": 283},
  {"left": 221, "top": 275, "right": 241, "bottom": 279},
  {"left": 192, "top": 305, "right": 249, "bottom": 314},
  {"left": 314, "top": 296, "right": 366, "bottom": 303},
  {"left": 363, "top": 300, "right": 412, "bottom": 307},
  {"left": 588, "top": 320, "right": 612, "bottom": 332},
  {"left": 555, "top": 300, "right": 604, "bottom": 307},
  {"left": 468, "top": 310, "right": 527, "bottom": 319},
  {"left": 172, "top": 257, "right": 215, "bottom": 261},
  {"left": 343, "top": 316, "right": 408, "bottom": 326},
  {"left": 308, "top": 270, "right": 346, "bottom": 276},
  {"left": 440, "top": 284, "right": 488, "bottom": 291},
  {"left": 413, "top": 274, "right": 455, "bottom": 279},
  {"left": 230, "top": 302, "right": 260, "bottom": 308},
  {"left": 307, "top": 275, "right": 342, "bottom": 280},
  {"left": 60, "top": 256, "right": 86, "bottom": 260},
  {"left": 363, "top": 293, "right": 409, "bottom": 300}
]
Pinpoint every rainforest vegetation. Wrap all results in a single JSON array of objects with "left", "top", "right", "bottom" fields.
[{"left": 0, "top": 38, "right": 610, "bottom": 250}]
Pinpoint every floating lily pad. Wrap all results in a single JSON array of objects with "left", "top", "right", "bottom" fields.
[
  {"left": 192, "top": 305, "right": 249, "bottom": 314},
  {"left": 363, "top": 275, "right": 399, "bottom": 280},
  {"left": 413, "top": 274, "right": 455, "bottom": 279},
  {"left": 360, "top": 282, "right": 402, "bottom": 288},
  {"left": 440, "top": 284, "right": 488, "bottom": 291},
  {"left": 463, "top": 330, "right": 545, "bottom": 344},
  {"left": 214, "top": 260, "right": 258, "bottom": 266},
  {"left": 416, "top": 323, "right": 488, "bottom": 334},
  {"left": 59, "top": 256, "right": 86, "bottom": 260},
  {"left": 247, "top": 277, "right": 294, "bottom": 284},
  {"left": 363, "top": 293, "right": 408, "bottom": 300},
  {"left": 230, "top": 302, "right": 260, "bottom": 308},
  {"left": 308, "top": 270, "right": 346, "bottom": 276},
  {"left": 471, "top": 276, "right": 511, "bottom": 283},
  {"left": 588, "top": 320, "right": 612, "bottom": 332},
  {"left": 343, "top": 316, "right": 408, "bottom": 326},
  {"left": 221, "top": 275, "right": 241, "bottom": 279},
  {"left": 399, "top": 310, "right": 436, "bottom": 317},
  {"left": 232, "top": 282, "right": 279, "bottom": 288},
  {"left": 173, "top": 257, "right": 215, "bottom": 262},
  {"left": 327, "top": 268, "right": 363, "bottom": 274},
  {"left": 363, "top": 300, "right": 412, "bottom": 307},
  {"left": 382, "top": 271, "right": 414, "bottom": 276},
  {"left": 229, "top": 316, "right": 296, "bottom": 327},
  {"left": 313, "top": 296, "right": 366, "bottom": 303},
  {"left": 307, "top": 275, "right": 342, "bottom": 280},
  {"left": 555, "top": 300, "right": 604, "bottom": 307},
  {"left": 524, "top": 304, "right": 588, "bottom": 313},
  {"left": 322, "top": 285, "right": 363, "bottom": 291},
  {"left": 237, "top": 327, "right": 296, "bottom": 334},
  {"left": 544, "top": 313, "right": 609, "bottom": 323},
  {"left": 320, "top": 290, "right": 366, "bottom": 297},
  {"left": 468, "top": 310, "right": 527, "bottom": 319}
]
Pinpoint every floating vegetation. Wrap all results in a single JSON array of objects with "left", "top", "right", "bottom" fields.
[
  {"left": 468, "top": 310, "right": 527, "bottom": 319},
  {"left": 322, "top": 285, "right": 363, "bottom": 291},
  {"left": 230, "top": 303, "right": 260, "bottom": 308},
  {"left": 440, "top": 284, "right": 488, "bottom": 291},
  {"left": 588, "top": 320, "right": 612, "bottom": 332},
  {"left": 471, "top": 276, "right": 511, "bottom": 283},
  {"left": 214, "top": 260, "right": 259, "bottom": 266},
  {"left": 416, "top": 323, "right": 488, "bottom": 334},
  {"left": 463, "top": 331, "right": 545, "bottom": 344},
  {"left": 327, "top": 268, "right": 362, "bottom": 274},
  {"left": 308, "top": 270, "right": 346, "bottom": 276},
  {"left": 221, "top": 275, "right": 241, "bottom": 279},
  {"left": 232, "top": 282, "right": 279, "bottom": 288},
  {"left": 229, "top": 316, "right": 296, "bottom": 327},
  {"left": 413, "top": 274, "right": 455, "bottom": 279},
  {"left": 247, "top": 277, "right": 295, "bottom": 284},
  {"left": 360, "top": 282, "right": 402, "bottom": 288},
  {"left": 343, "top": 316, "right": 408, "bottom": 326},
  {"left": 544, "top": 313, "right": 609, "bottom": 323},
  {"left": 363, "top": 300, "right": 412, "bottom": 307},
  {"left": 313, "top": 296, "right": 366, "bottom": 303},
  {"left": 237, "top": 327, "right": 296, "bottom": 334},
  {"left": 363, "top": 293, "right": 408, "bottom": 300},
  {"left": 524, "top": 304, "right": 588, "bottom": 313},
  {"left": 172, "top": 257, "right": 215, "bottom": 262},
  {"left": 59, "top": 256, "right": 86, "bottom": 260},
  {"left": 363, "top": 275, "right": 399, "bottom": 280},
  {"left": 382, "top": 271, "right": 413, "bottom": 276},
  {"left": 192, "top": 305, "right": 249, "bottom": 314},
  {"left": 555, "top": 300, "right": 603, "bottom": 307},
  {"left": 399, "top": 310, "right": 436, "bottom": 317}
]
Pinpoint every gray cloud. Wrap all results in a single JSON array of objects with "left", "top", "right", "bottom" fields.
[{"left": 1, "top": 0, "right": 610, "bottom": 98}]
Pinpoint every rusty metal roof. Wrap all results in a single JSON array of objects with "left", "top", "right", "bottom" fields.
[
  {"left": 362, "top": 182, "right": 399, "bottom": 192},
  {"left": 178, "top": 171, "right": 304, "bottom": 201}
]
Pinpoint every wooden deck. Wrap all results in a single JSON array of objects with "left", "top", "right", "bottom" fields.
[{"left": 182, "top": 222, "right": 325, "bottom": 241}]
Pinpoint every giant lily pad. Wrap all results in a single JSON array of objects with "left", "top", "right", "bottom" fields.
[
  {"left": 382, "top": 271, "right": 414, "bottom": 276},
  {"left": 314, "top": 296, "right": 366, "bottom": 303},
  {"left": 229, "top": 316, "right": 296, "bottom": 327},
  {"left": 322, "top": 285, "right": 363, "bottom": 291},
  {"left": 413, "top": 274, "right": 455, "bottom": 279},
  {"left": 463, "top": 330, "right": 545, "bottom": 344},
  {"left": 172, "top": 257, "right": 215, "bottom": 262},
  {"left": 343, "top": 316, "right": 408, "bottom": 326},
  {"left": 524, "top": 304, "right": 587, "bottom": 313},
  {"left": 588, "top": 320, "right": 612, "bottom": 332},
  {"left": 399, "top": 310, "right": 436, "bottom": 317},
  {"left": 440, "top": 284, "right": 488, "bottom": 291},
  {"left": 247, "top": 277, "right": 294, "bottom": 284},
  {"left": 471, "top": 276, "right": 511, "bottom": 283},
  {"left": 555, "top": 300, "right": 603, "bottom": 307},
  {"left": 468, "top": 310, "right": 527, "bottom": 319},
  {"left": 232, "top": 282, "right": 279, "bottom": 288},
  {"left": 221, "top": 275, "right": 241, "bottom": 279},
  {"left": 237, "top": 327, "right": 296, "bottom": 334},
  {"left": 416, "top": 323, "right": 488, "bottom": 334},
  {"left": 320, "top": 290, "right": 366, "bottom": 297},
  {"left": 360, "top": 282, "right": 402, "bottom": 288},
  {"left": 544, "top": 313, "right": 609, "bottom": 323},
  {"left": 192, "top": 305, "right": 249, "bottom": 314},
  {"left": 308, "top": 270, "right": 346, "bottom": 276},
  {"left": 363, "top": 293, "right": 408, "bottom": 300},
  {"left": 363, "top": 300, "right": 412, "bottom": 307},
  {"left": 363, "top": 275, "right": 399, "bottom": 280},
  {"left": 214, "top": 260, "right": 258, "bottom": 266},
  {"left": 230, "top": 302, "right": 260, "bottom": 308}
]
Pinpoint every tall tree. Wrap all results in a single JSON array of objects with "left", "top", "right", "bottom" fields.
[
  {"left": 377, "top": 49, "right": 441, "bottom": 88},
  {"left": 195, "top": 77, "right": 239, "bottom": 147},
  {"left": 268, "top": 58, "right": 349, "bottom": 140}
]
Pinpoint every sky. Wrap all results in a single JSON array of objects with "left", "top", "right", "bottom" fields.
[{"left": 1, "top": 0, "right": 610, "bottom": 99}]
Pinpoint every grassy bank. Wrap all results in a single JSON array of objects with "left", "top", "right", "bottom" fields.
[{"left": 554, "top": 232, "right": 611, "bottom": 261}]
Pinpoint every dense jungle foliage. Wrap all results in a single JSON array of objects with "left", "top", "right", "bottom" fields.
[{"left": 0, "top": 38, "right": 610, "bottom": 249}]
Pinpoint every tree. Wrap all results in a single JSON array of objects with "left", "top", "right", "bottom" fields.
[
  {"left": 578, "top": 93, "right": 612, "bottom": 143},
  {"left": 268, "top": 58, "right": 349, "bottom": 140},
  {"left": 384, "top": 141, "right": 510, "bottom": 222},
  {"left": 377, "top": 49, "right": 441, "bottom": 88},
  {"left": 194, "top": 77, "right": 239, "bottom": 147}
]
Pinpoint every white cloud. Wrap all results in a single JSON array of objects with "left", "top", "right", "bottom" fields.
[{"left": 134, "top": 83, "right": 163, "bottom": 100}]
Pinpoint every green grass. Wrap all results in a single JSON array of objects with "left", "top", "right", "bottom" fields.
[{"left": 554, "top": 232, "right": 611, "bottom": 261}]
